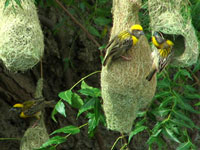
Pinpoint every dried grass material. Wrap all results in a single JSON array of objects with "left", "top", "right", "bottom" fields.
[
  {"left": 101, "top": 0, "right": 156, "bottom": 134},
  {"left": 0, "top": 0, "right": 44, "bottom": 72},
  {"left": 20, "top": 116, "right": 49, "bottom": 150},
  {"left": 149, "top": 0, "right": 199, "bottom": 66}
]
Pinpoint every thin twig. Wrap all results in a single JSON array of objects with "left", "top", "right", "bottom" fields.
[
  {"left": 55, "top": 0, "right": 101, "bottom": 48},
  {"left": 187, "top": 68, "right": 200, "bottom": 87}
]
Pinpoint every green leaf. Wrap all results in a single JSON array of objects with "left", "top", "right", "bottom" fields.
[
  {"left": 155, "top": 91, "right": 171, "bottom": 99},
  {"left": 81, "top": 81, "right": 93, "bottom": 89},
  {"left": 192, "top": 59, "right": 200, "bottom": 73},
  {"left": 184, "top": 93, "right": 200, "bottom": 99},
  {"left": 87, "top": 113, "right": 99, "bottom": 134},
  {"left": 51, "top": 107, "right": 58, "bottom": 123},
  {"left": 51, "top": 125, "right": 80, "bottom": 135},
  {"left": 39, "top": 136, "right": 66, "bottom": 148},
  {"left": 195, "top": 101, "right": 200, "bottom": 106},
  {"left": 94, "top": 17, "right": 111, "bottom": 26},
  {"left": 137, "top": 111, "right": 146, "bottom": 117},
  {"left": 173, "top": 91, "right": 200, "bottom": 114},
  {"left": 4, "top": 0, "right": 10, "bottom": 9},
  {"left": 88, "top": 25, "right": 101, "bottom": 37},
  {"left": 79, "top": 81, "right": 101, "bottom": 97},
  {"left": 94, "top": 98, "right": 101, "bottom": 121},
  {"left": 14, "top": 0, "right": 23, "bottom": 8},
  {"left": 180, "top": 69, "right": 192, "bottom": 80},
  {"left": 172, "top": 111, "right": 195, "bottom": 127},
  {"left": 157, "top": 78, "right": 170, "bottom": 88},
  {"left": 147, "top": 129, "right": 162, "bottom": 145},
  {"left": 176, "top": 142, "right": 191, "bottom": 150},
  {"left": 170, "top": 119, "right": 192, "bottom": 129},
  {"left": 128, "top": 126, "right": 147, "bottom": 143},
  {"left": 71, "top": 93, "right": 84, "bottom": 109},
  {"left": 184, "top": 85, "right": 197, "bottom": 93},
  {"left": 152, "top": 108, "right": 170, "bottom": 117},
  {"left": 58, "top": 90, "right": 73, "bottom": 105},
  {"left": 55, "top": 101, "right": 66, "bottom": 117},
  {"left": 77, "top": 98, "right": 96, "bottom": 117},
  {"left": 164, "top": 127, "right": 181, "bottom": 143},
  {"left": 159, "top": 97, "right": 173, "bottom": 108}
]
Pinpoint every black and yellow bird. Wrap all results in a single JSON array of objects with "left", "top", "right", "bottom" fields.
[
  {"left": 146, "top": 32, "right": 174, "bottom": 81},
  {"left": 103, "top": 24, "right": 144, "bottom": 67},
  {"left": 11, "top": 98, "right": 55, "bottom": 119}
]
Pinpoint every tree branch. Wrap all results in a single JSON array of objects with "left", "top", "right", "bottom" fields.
[{"left": 55, "top": 0, "right": 101, "bottom": 48}]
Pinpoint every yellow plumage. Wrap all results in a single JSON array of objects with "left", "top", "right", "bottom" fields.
[
  {"left": 12, "top": 98, "right": 55, "bottom": 119},
  {"left": 103, "top": 24, "right": 144, "bottom": 67},
  {"left": 146, "top": 32, "right": 174, "bottom": 81}
]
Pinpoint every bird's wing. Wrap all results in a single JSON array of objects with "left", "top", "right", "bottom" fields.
[{"left": 23, "top": 100, "right": 45, "bottom": 116}]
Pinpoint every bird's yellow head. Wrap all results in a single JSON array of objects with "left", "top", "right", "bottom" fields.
[
  {"left": 13, "top": 103, "right": 24, "bottom": 108},
  {"left": 130, "top": 24, "right": 144, "bottom": 39},
  {"left": 131, "top": 24, "right": 143, "bottom": 31}
]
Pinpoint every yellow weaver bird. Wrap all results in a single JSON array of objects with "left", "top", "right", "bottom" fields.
[
  {"left": 146, "top": 32, "right": 174, "bottom": 81},
  {"left": 11, "top": 98, "right": 55, "bottom": 119},
  {"left": 103, "top": 24, "right": 144, "bottom": 67}
]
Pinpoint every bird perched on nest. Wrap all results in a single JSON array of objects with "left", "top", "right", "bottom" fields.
[
  {"left": 102, "top": 24, "right": 144, "bottom": 67},
  {"left": 11, "top": 98, "right": 56, "bottom": 119},
  {"left": 146, "top": 32, "right": 174, "bottom": 81}
]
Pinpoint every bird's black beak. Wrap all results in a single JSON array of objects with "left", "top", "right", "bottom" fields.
[
  {"left": 140, "top": 31, "right": 145, "bottom": 35},
  {"left": 9, "top": 107, "right": 18, "bottom": 112}
]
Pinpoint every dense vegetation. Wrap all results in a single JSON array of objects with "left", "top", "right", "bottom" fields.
[{"left": 4, "top": 0, "right": 200, "bottom": 149}]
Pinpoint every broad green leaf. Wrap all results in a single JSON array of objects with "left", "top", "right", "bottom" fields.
[
  {"left": 40, "top": 136, "right": 66, "bottom": 148},
  {"left": 88, "top": 25, "right": 101, "bottom": 37},
  {"left": 96, "top": 8, "right": 111, "bottom": 17},
  {"left": 87, "top": 113, "right": 99, "bottom": 134},
  {"left": 51, "top": 125, "right": 80, "bottom": 135},
  {"left": 128, "top": 126, "right": 147, "bottom": 143},
  {"left": 71, "top": 93, "right": 84, "bottom": 109},
  {"left": 94, "top": 17, "right": 111, "bottom": 26},
  {"left": 77, "top": 98, "right": 96, "bottom": 117},
  {"left": 58, "top": 90, "right": 73, "bottom": 105},
  {"left": 176, "top": 142, "right": 191, "bottom": 150},
  {"left": 164, "top": 127, "right": 181, "bottom": 143},
  {"left": 51, "top": 107, "right": 58, "bottom": 123},
  {"left": 79, "top": 81, "right": 101, "bottom": 97},
  {"left": 81, "top": 81, "right": 93, "bottom": 89},
  {"left": 55, "top": 101, "right": 66, "bottom": 117}
]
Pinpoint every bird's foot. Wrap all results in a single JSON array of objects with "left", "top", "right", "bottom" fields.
[{"left": 121, "top": 55, "right": 132, "bottom": 61}]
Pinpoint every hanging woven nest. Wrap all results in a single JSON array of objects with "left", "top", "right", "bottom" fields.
[
  {"left": 0, "top": 0, "right": 44, "bottom": 72},
  {"left": 148, "top": 0, "right": 199, "bottom": 67},
  {"left": 101, "top": 0, "right": 156, "bottom": 133}
]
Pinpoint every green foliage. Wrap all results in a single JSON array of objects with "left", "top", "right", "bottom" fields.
[
  {"left": 4, "top": 0, "right": 23, "bottom": 9},
  {"left": 42, "top": 77, "right": 104, "bottom": 149}
]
